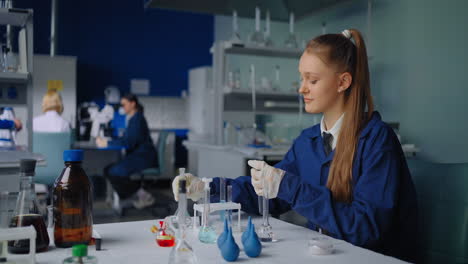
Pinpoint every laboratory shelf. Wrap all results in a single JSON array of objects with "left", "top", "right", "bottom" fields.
[
  {"left": 223, "top": 42, "right": 303, "bottom": 59},
  {"left": 0, "top": 8, "right": 32, "bottom": 27},
  {"left": 0, "top": 71, "right": 29, "bottom": 83},
  {"left": 224, "top": 88, "right": 299, "bottom": 99}
]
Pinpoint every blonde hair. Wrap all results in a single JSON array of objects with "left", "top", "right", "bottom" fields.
[
  {"left": 42, "top": 90, "right": 64, "bottom": 114},
  {"left": 306, "top": 29, "right": 373, "bottom": 203}
]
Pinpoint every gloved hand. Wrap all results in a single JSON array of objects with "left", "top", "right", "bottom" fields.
[
  {"left": 171, "top": 173, "right": 204, "bottom": 202},
  {"left": 248, "top": 160, "right": 285, "bottom": 199}
]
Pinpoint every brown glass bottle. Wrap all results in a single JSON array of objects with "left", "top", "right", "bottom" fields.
[{"left": 53, "top": 150, "right": 93, "bottom": 248}]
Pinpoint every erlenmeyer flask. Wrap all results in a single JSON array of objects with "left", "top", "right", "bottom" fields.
[
  {"left": 284, "top": 12, "right": 298, "bottom": 48},
  {"left": 248, "top": 7, "right": 265, "bottom": 46},
  {"left": 168, "top": 179, "right": 198, "bottom": 264},
  {"left": 8, "top": 159, "right": 50, "bottom": 253},
  {"left": 230, "top": 10, "right": 242, "bottom": 44}
]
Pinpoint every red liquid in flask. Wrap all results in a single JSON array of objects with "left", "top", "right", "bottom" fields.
[
  {"left": 155, "top": 220, "right": 175, "bottom": 247},
  {"left": 156, "top": 235, "right": 175, "bottom": 247}
]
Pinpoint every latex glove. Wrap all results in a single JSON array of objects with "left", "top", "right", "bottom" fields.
[
  {"left": 95, "top": 137, "right": 108, "bottom": 148},
  {"left": 171, "top": 173, "right": 204, "bottom": 202},
  {"left": 248, "top": 160, "right": 285, "bottom": 199}
]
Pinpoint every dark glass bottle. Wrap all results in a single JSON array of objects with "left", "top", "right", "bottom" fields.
[
  {"left": 53, "top": 150, "right": 93, "bottom": 248},
  {"left": 8, "top": 159, "right": 50, "bottom": 254}
]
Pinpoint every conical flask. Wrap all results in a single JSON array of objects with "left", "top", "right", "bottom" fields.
[
  {"left": 8, "top": 159, "right": 50, "bottom": 253},
  {"left": 168, "top": 179, "right": 198, "bottom": 264}
]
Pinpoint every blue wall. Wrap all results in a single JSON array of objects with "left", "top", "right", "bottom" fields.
[{"left": 15, "top": 0, "right": 214, "bottom": 103}]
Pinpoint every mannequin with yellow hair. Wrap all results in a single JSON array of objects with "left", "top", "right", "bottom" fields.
[{"left": 33, "top": 90, "right": 71, "bottom": 132}]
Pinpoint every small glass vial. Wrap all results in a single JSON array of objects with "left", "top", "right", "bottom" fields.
[{"left": 63, "top": 244, "right": 98, "bottom": 264}]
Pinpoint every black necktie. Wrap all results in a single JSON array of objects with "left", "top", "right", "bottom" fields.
[{"left": 322, "top": 132, "right": 333, "bottom": 156}]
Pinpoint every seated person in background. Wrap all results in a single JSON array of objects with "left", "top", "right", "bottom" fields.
[
  {"left": 33, "top": 90, "right": 71, "bottom": 132},
  {"left": 96, "top": 94, "right": 158, "bottom": 209}
]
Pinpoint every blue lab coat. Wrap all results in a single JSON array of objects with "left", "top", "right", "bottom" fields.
[
  {"left": 0, "top": 119, "right": 14, "bottom": 129},
  {"left": 107, "top": 111, "right": 157, "bottom": 177},
  {"left": 210, "top": 112, "right": 418, "bottom": 262}
]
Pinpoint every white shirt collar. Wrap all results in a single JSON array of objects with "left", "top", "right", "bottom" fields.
[
  {"left": 320, "top": 113, "right": 345, "bottom": 150},
  {"left": 44, "top": 110, "right": 59, "bottom": 116}
]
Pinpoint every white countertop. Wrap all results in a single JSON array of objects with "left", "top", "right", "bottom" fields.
[
  {"left": 0, "top": 148, "right": 46, "bottom": 168},
  {"left": 183, "top": 141, "right": 289, "bottom": 158},
  {"left": 31, "top": 216, "right": 407, "bottom": 264},
  {"left": 184, "top": 140, "right": 419, "bottom": 158}
]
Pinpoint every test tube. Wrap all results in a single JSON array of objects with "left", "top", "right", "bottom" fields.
[
  {"left": 227, "top": 184, "right": 233, "bottom": 225},
  {"left": 227, "top": 184, "right": 233, "bottom": 203},
  {"left": 262, "top": 175, "right": 269, "bottom": 227},
  {"left": 219, "top": 176, "right": 226, "bottom": 222},
  {"left": 220, "top": 177, "right": 226, "bottom": 203},
  {"left": 259, "top": 169, "right": 276, "bottom": 242}
]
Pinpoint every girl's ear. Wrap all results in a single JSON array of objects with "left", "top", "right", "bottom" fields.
[{"left": 337, "top": 72, "right": 352, "bottom": 93}]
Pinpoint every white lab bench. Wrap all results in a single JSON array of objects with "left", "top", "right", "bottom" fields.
[
  {"left": 0, "top": 148, "right": 46, "bottom": 192},
  {"left": 183, "top": 141, "right": 289, "bottom": 179},
  {"left": 32, "top": 216, "right": 407, "bottom": 264},
  {"left": 183, "top": 140, "right": 419, "bottom": 179}
]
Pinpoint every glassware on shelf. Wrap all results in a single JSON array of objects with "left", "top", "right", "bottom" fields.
[
  {"left": 260, "top": 76, "right": 272, "bottom": 91},
  {"left": 227, "top": 70, "right": 235, "bottom": 91},
  {"left": 226, "top": 68, "right": 241, "bottom": 91},
  {"left": 248, "top": 7, "right": 265, "bottom": 46},
  {"left": 248, "top": 64, "right": 257, "bottom": 92},
  {"left": 233, "top": 68, "right": 241, "bottom": 90},
  {"left": 168, "top": 179, "right": 198, "bottom": 264},
  {"left": 272, "top": 65, "right": 281, "bottom": 92},
  {"left": 264, "top": 10, "right": 273, "bottom": 47},
  {"left": 321, "top": 21, "right": 327, "bottom": 34},
  {"left": 1, "top": 45, "right": 7, "bottom": 72},
  {"left": 284, "top": 12, "right": 298, "bottom": 49},
  {"left": 230, "top": 10, "right": 242, "bottom": 44}
]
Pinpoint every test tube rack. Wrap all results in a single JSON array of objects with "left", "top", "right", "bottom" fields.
[
  {"left": 193, "top": 202, "right": 241, "bottom": 232},
  {"left": 0, "top": 225, "right": 36, "bottom": 264}
]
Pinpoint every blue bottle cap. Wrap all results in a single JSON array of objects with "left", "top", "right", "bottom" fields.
[{"left": 63, "top": 149, "right": 84, "bottom": 162}]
